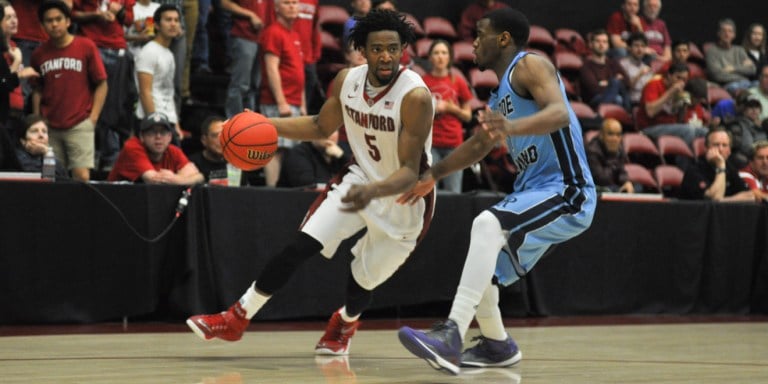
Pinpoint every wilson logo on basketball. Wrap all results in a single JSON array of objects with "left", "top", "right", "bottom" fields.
[{"left": 247, "top": 149, "right": 272, "bottom": 160}]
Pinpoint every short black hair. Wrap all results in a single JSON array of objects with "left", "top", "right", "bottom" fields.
[
  {"left": 38, "top": 0, "right": 71, "bottom": 22},
  {"left": 627, "top": 32, "right": 647, "bottom": 45},
  {"left": 484, "top": 8, "right": 530, "bottom": 48},
  {"left": 349, "top": 9, "right": 415, "bottom": 50},
  {"left": 199, "top": 115, "right": 225, "bottom": 137},
  {"left": 667, "top": 62, "right": 690, "bottom": 75},
  {"left": 671, "top": 39, "right": 691, "bottom": 50},
  {"left": 17, "top": 114, "right": 49, "bottom": 141},
  {"left": 154, "top": 4, "right": 180, "bottom": 26}
]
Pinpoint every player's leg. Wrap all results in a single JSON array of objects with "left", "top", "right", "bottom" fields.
[
  {"left": 398, "top": 210, "right": 505, "bottom": 374},
  {"left": 187, "top": 174, "right": 366, "bottom": 342},
  {"left": 460, "top": 283, "right": 522, "bottom": 368},
  {"left": 316, "top": 220, "right": 421, "bottom": 355}
]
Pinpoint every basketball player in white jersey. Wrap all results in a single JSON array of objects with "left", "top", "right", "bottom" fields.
[{"left": 187, "top": 9, "right": 435, "bottom": 357}]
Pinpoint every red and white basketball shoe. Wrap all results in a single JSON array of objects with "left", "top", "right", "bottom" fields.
[
  {"left": 315, "top": 309, "right": 361, "bottom": 355},
  {"left": 186, "top": 302, "right": 249, "bottom": 342}
]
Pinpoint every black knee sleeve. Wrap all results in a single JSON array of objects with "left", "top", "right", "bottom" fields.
[
  {"left": 344, "top": 273, "right": 373, "bottom": 317},
  {"left": 255, "top": 232, "right": 322, "bottom": 295}
]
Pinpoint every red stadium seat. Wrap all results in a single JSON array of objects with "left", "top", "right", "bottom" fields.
[
  {"left": 423, "top": 16, "right": 457, "bottom": 41},
  {"left": 688, "top": 42, "right": 705, "bottom": 65},
  {"left": 584, "top": 129, "right": 599, "bottom": 143},
  {"left": 528, "top": 25, "right": 556, "bottom": 56},
  {"left": 693, "top": 137, "right": 706, "bottom": 158},
  {"left": 656, "top": 135, "right": 694, "bottom": 165},
  {"left": 623, "top": 132, "right": 661, "bottom": 169},
  {"left": 415, "top": 37, "right": 433, "bottom": 58},
  {"left": 570, "top": 101, "right": 597, "bottom": 120},
  {"left": 597, "top": 103, "right": 634, "bottom": 130},
  {"left": 318, "top": 5, "right": 349, "bottom": 37},
  {"left": 708, "top": 85, "right": 732, "bottom": 106},
  {"left": 625, "top": 163, "right": 659, "bottom": 192},
  {"left": 452, "top": 40, "right": 475, "bottom": 74},
  {"left": 654, "top": 164, "right": 684, "bottom": 198},
  {"left": 403, "top": 13, "right": 425, "bottom": 38},
  {"left": 554, "top": 28, "right": 588, "bottom": 56},
  {"left": 469, "top": 68, "right": 499, "bottom": 101}
]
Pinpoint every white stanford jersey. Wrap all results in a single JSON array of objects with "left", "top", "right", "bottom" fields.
[{"left": 340, "top": 65, "right": 432, "bottom": 182}]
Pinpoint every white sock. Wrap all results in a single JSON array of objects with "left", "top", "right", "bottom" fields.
[
  {"left": 448, "top": 211, "right": 506, "bottom": 341},
  {"left": 339, "top": 306, "right": 360, "bottom": 322},
  {"left": 475, "top": 284, "right": 508, "bottom": 341},
  {"left": 449, "top": 286, "right": 483, "bottom": 341},
  {"left": 238, "top": 282, "right": 270, "bottom": 320}
]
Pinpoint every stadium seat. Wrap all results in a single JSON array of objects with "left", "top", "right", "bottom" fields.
[
  {"left": 320, "top": 30, "right": 344, "bottom": 64},
  {"left": 656, "top": 135, "right": 694, "bottom": 166},
  {"left": 654, "top": 164, "right": 684, "bottom": 198},
  {"left": 597, "top": 103, "right": 634, "bottom": 130},
  {"left": 625, "top": 163, "right": 659, "bottom": 192},
  {"left": 623, "top": 132, "right": 661, "bottom": 169},
  {"left": 452, "top": 40, "right": 475, "bottom": 74},
  {"left": 423, "top": 16, "right": 457, "bottom": 41},
  {"left": 318, "top": 5, "right": 349, "bottom": 37},
  {"left": 403, "top": 13, "right": 425, "bottom": 38},
  {"left": 528, "top": 25, "right": 556, "bottom": 56},
  {"left": 708, "top": 85, "right": 732, "bottom": 106},
  {"left": 554, "top": 28, "right": 588, "bottom": 56},
  {"left": 469, "top": 68, "right": 499, "bottom": 101},
  {"left": 687, "top": 42, "right": 705, "bottom": 65},
  {"left": 584, "top": 129, "right": 599, "bottom": 143},
  {"left": 415, "top": 37, "right": 432, "bottom": 58},
  {"left": 570, "top": 100, "right": 597, "bottom": 120}
]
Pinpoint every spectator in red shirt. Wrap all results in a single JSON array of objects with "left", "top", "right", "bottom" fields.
[
  {"left": 739, "top": 140, "right": 768, "bottom": 198},
  {"left": 605, "top": 0, "right": 643, "bottom": 58},
  {"left": 31, "top": 0, "right": 108, "bottom": 182},
  {"left": 259, "top": 0, "right": 304, "bottom": 186},
  {"left": 639, "top": 0, "right": 671, "bottom": 62},
  {"left": 108, "top": 111, "right": 203, "bottom": 184},
  {"left": 421, "top": 39, "right": 472, "bottom": 193},
  {"left": 636, "top": 63, "right": 707, "bottom": 147}
]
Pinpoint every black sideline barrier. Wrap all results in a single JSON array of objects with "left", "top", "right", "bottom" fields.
[{"left": 1, "top": 181, "right": 766, "bottom": 324}]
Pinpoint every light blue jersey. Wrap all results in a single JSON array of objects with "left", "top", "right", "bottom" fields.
[{"left": 486, "top": 51, "right": 596, "bottom": 286}]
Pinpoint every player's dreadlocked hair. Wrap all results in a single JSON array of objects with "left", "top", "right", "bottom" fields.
[{"left": 349, "top": 9, "right": 416, "bottom": 51}]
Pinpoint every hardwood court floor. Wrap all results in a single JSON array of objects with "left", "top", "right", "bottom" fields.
[{"left": 1, "top": 317, "right": 767, "bottom": 383}]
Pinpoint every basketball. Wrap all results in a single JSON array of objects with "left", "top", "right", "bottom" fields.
[{"left": 219, "top": 111, "right": 278, "bottom": 171}]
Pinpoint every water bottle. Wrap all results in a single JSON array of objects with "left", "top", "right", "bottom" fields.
[{"left": 42, "top": 146, "right": 56, "bottom": 181}]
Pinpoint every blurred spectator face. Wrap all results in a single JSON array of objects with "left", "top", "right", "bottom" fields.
[
  {"left": 599, "top": 118, "right": 623, "bottom": 154},
  {"left": 706, "top": 131, "right": 731, "bottom": 159},
  {"left": 41, "top": 8, "right": 71, "bottom": 40},
  {"left": 276, "top": 0, "right": 300, "bottom": 21},
  {"left": 21, "top": 120, "right": 49, "bottom": 156},
  {"left": 749, "top": 25, "right": 765, "bottom": 47},
  {"left": 157, "top": 8, "right": 181, "bottom": 39},
  {"left": 752, "top": 144, "right": 768, "bottom": 178},
  {"left": 642, "top": 0, "right": 661, "bottom": 20},
  {"left": 744, "top": 104, "right": 762, "bottom": 124},
  {"left": 428, "top": 41, "right": 451, "bottom": 71},
  {"left": 589, "top": 32, "right": 610, "bottom": 57},
  {"left": 717, "top": 21, "right": 736, "bottom": 45},
  {"left": 201, "top": 120, "right": 224, "bottom": 156},
  {"left": 350, "top": 0, "right": 371, "bottom": 15},
  {"left": 672, "top": 43, "right": 690, "bottom": 63},
  {"left": 622, "top": 0, "right": 640, "bottom": 17},
  {"left": 374, "top": 0, "right": 396, "bottom": 11},
  {"left": 2, "top": 5, "right": 17, "bottom": 37},
  {"left": 140, "top": 125, "right": 173, "bottom": 156},
  {"left": 759, "top": 66, "right": 768, "bottom": 93},
  {"left": 629, "top": 38, "right": 647, "bottom": 60},
  {"left": 665, "top": 68, "right": 689, "bottom": 89}
]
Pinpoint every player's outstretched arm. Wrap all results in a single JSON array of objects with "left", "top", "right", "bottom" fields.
[
  {"left": 267, "top": 68, "right": 349, "bottom": 141},
  {"left": 342, "top": 86, "right": 434, "bottom": 211}
]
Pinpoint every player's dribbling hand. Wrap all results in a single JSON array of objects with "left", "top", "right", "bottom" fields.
[
  {"left": 396, "top": 173, "right": 436, "bottom": 205},
  {"left": 341, "top": 184, "right": 376, "bottom": 212}
]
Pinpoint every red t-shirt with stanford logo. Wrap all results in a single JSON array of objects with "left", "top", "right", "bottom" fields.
[
  {"left": 259, "top": 21, "right": 305, "bottom": 106},
  {"left": 636, "top": 77, "right": 706, "bottom": 129},
  {"left": 294, "top": 0, "right": 320, "bottom": 64},
  {"left": 108, "top": 136, "right": 191, "bottom": 181},
  {"left": 422, "top": 73, "right": 473, "bottom": 148},
  {"left": 31, "top": 36, "right": 108, "bottom": 130}
]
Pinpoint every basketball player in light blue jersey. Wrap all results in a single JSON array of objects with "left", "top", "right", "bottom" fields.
[{"left": 397, "top": 8, "right": 596, "bottom": 375}]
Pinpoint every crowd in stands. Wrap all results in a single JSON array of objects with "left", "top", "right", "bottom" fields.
[{"left": 0, "top": 0, "right": 766, "bottom": 202}]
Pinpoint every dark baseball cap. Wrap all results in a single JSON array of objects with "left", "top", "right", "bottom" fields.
[{"left": 140, "top": 112, "right": 173, "bottom": 132}]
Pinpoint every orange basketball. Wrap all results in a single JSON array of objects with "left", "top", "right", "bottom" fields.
[{"left": 220, "top": 111, "right": 278, "bottom": 171}]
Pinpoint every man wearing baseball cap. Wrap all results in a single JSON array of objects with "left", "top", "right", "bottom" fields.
[{"left": 107, "top": 112, "right": 203, "bottom": 184}]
